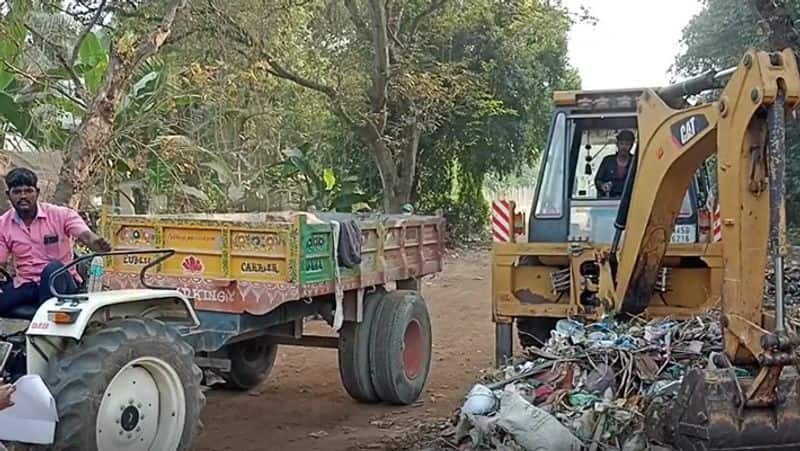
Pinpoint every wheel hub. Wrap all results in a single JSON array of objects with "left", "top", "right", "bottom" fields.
[
  {"left": 120, "top": 406, "right": 140, "bottom": 432},
  {"left": 402, "top": 319, "right": 424, "bottom": 380},
  {"left": 96, "top": 357, "right": 186, "bottom": 450}
]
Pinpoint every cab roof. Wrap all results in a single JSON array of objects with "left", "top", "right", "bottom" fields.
[{"left": 554, "top": 88, "right": 651, "bottom": 113}]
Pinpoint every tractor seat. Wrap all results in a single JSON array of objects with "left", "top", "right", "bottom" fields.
[{"left": 2, "top": 304, "right": 37, "bottom": 321}]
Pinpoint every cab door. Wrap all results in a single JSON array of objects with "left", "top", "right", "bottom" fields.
[{"left": 527, "top": 109, "right": 574, "bottom": 242}]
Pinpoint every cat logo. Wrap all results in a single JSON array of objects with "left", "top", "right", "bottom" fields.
[{"left": 670, "top": 114, "right": 709, "bottom": 148}]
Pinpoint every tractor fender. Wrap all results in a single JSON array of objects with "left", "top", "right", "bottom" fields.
[{"left": 25, "top": 288, "right": 200, "bottom": 340}]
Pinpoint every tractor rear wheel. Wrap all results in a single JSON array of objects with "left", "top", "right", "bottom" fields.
[
  {"left": 220, "top": 337, "right": 278, "bottom": 390},
  {"left": 337, "top": 287, "right": 386, "bottom": 403},
  {"left": 369, "top": 290, "right": 432, "bottom": 405},
  {"left": 44, "top": 318, "right": 204, "bottom": 451}
]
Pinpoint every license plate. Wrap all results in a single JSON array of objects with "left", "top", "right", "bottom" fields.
[{"left": 671, "top": 225, "right": 696, "bottom": 243}]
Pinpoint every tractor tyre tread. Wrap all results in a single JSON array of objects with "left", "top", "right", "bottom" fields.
[
  {"left": 369, "top": 290, "right": 432, "bottom": 405},
  {"left": 338, "top": 287, "right": 386, "bottom": 403},
  {"left": 221, "top": 338, "right": 278, "bottom": 390},
  {"left": 43, "top": 318, "right": 205, "bottom": 451}
]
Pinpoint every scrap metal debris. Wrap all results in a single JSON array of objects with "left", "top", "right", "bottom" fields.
[
  {"left": 766, "top": 251, "right": 800, "bottom": 306},
  {"left": 448, "top": 311, "right": 735, "bottom": 450}
]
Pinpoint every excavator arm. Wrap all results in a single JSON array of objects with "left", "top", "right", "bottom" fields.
[
  {"left": 610, "top": 48, "right": 799, "bottom": 357},
  {"left": 605, "top": 49, "right": 800, "bottom": 449}
]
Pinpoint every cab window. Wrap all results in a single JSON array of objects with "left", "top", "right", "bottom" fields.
[
  {"left": 572, "top": 127, "right": 636, "bottom": 200},
  {"left": 535, "top": 112, "right": 567, "bottom": 218}
]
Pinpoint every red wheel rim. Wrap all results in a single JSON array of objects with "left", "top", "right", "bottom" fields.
[{"left": 403, "top": 319, "right": 424, "bottom": 380}]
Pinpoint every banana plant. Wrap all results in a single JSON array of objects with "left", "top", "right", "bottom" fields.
[
  {"left": 0, "top": 4, "right": 167, "bottom": 152},
  {"left": 280, "top": 143, "right": 373, "bottom": 212},
  {"left": 0, "top": 0, "right": 41, "bottom": 143}
]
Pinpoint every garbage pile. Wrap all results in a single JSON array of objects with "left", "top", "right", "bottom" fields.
[{"left": 451, "top": 312, "right": 727, "bottom": 450}]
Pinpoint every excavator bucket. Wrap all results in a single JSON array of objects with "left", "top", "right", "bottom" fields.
[{"left": 668, "top": 367, "right": 800, "bottom": 450}]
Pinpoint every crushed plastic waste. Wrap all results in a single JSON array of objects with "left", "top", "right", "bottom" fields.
[
  {"left": 455, "top": 385, "right": 583, "bottom": 451},
  {"left": 463, "top": 384, "right": 497, "bottom": 416},
  {"left": 446, "top": 310, "right": 741, "bottom": 450}
]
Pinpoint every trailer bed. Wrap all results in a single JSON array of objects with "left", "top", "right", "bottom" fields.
[{"left": 103, "top": 211, "right": 445, "bottom": 315}]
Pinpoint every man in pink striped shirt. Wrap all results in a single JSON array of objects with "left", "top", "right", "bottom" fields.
[{"left": 0, "top": 168, "right": 111, "bottom": 318}]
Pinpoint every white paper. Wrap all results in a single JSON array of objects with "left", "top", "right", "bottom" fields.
[{"left": 0, "top": 375, "right": 58, "bottom": 444}]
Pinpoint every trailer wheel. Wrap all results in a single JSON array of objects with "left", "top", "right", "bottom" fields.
[
  {"left": 517, "top": 317, "right": 557, "bottom": 348},
  {"left": 44, "top": 318, "right": 204, "bottom": 451},
  {"left": 337, "top": 287, "right": 386, "bottom": 403},
  {"left": 221, "top": 337, "right": 278, "bottom": 390},
  {"left": 369, "top": 290, "right": 432, "bottom": 405}
]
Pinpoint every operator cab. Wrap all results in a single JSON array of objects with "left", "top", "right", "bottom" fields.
[{"left": 530, "top": 89, "right": 705, "bottom": 244}]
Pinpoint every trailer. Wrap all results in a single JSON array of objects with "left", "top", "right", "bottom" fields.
[{"left": 102, "top": 210, "right": 444, "bottom": 405}]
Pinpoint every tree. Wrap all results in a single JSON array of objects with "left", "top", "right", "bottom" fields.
[
  {"left": 189, "top": 0, "right": 578, "bottom": 214},
  {"left": 0, "top": 0, "right": 189, "bottom": 207},
  {"left": 415, "top": 0, "right": 580, "bottom": 239},
  {"left": 673, "top": 0, "right": 800, "bottom": 232},
  {"left": 192, "top": 0, "right": 471, "bottom": 213}
]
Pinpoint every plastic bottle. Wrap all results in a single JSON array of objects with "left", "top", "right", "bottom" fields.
[
  {"left": 555, "top": 319, "right": 585, "bottom": 344},
  {"left": 87, "top": 256, "right": 105, "bottom": 293}
]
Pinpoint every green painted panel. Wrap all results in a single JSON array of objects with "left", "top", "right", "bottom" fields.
[{"left": 300, "top": 223, "right": 334, "bottom": 284}]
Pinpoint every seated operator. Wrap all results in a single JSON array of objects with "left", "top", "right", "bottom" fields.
[
  {"left": 594, "top": 130, "right": 635, "bottom": 198},
  {"left": 0, "top": 168, "right": 111, "bottom": 317}
]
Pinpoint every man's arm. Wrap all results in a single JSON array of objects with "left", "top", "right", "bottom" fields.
[
  {"left": 62, "top": 208, "right": 112, "bottom": 253},
  {"left": 0, "top": 233, "right": 9, "bottom": 270},
  {"left": 77, "top": 230, "right": 112, "bottom": 252},
  {"left": 594, "top": 157, "right": 611, "bottom": 191}
]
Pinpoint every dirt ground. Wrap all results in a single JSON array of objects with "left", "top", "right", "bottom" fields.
[{"left": 196, "top": 248, "right": 495, "bottom": 451}]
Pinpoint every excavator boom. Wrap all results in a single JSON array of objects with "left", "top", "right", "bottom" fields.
[{"left": 605, "top": 49, "right": 800, "bottom": 449}]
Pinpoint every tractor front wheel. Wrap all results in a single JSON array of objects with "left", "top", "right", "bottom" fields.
[{"left": 44, "top": 318, "right": 204, "bottom": 451}]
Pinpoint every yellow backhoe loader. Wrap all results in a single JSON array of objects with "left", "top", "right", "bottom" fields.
[{"left": 491, "top": 48, "right": 800, "bottom": 448}]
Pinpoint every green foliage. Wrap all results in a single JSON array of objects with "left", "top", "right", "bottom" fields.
[
  {"left": 77, "top": 32, "right": 109, "bottom": 92},
  {"left": 437, "top": 163, "right": 492, "bottom": 244},
  {"left": 0, "top": 15, "right": 129, "bottom": 149},
  {"left": 415, "top": 0, "right": 579, "bottom": 240},
  {"left": 2, "top": 0, "right": 579, "bottom": 240},
  {"left": 280, "top": 144, "right": 374, "bottom": 212},
  {"left": 672, "top": 0, "right": 767, "bottom": 78},
  {"left": 673, "top": 0, "right": 800, "bottom": 240}
]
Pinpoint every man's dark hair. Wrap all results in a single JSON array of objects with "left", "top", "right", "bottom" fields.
[
  {"left": 616, "top": 130, "right": 635, "bottom": 143},
  {"left": 5, "top": 167, "right": 38, "bottom": 190}
]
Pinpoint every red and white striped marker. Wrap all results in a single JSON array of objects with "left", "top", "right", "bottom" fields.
[
  {"left": 711, "top": 202, "right": 722, "bottom": 242},
  {"left": 492, "top": 200, "right": 514, "bottom": 242},
  {"left": 706, "top": 193, "right": 722, "bottom": 242}
]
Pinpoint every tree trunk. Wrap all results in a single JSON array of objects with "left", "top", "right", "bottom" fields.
[
  {"left": 0, "top": 151, "right": 8, "bottom": 212},
  {"left": 363, "top": 123, "right": 421, "bottom": 214},
  {"left": 132, "top": 186, "right": 148, "bottom": 214},
  {"left": 384, "top": 190, "right": 404, "bottom": 214},
  {"left": 51, "top": 0, "right": 188, "bottom": 207}
]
